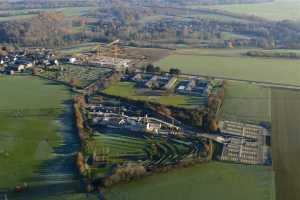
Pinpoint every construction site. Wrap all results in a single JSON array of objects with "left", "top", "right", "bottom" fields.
[{"left": 70, "top": 40, "right": 133, "bottom": 70}]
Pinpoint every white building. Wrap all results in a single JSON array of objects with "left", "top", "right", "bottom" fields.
[{"left": 69, "top": 57, "right": 77, "bottom": 64}]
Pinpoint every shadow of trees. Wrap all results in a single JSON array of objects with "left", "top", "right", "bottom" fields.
[{"left": 5, "top": 101, "right": 87, "bottom": 200}]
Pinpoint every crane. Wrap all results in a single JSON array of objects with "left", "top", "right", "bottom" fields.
[
  {"left": 93, "top": 39, "right": 125, "bottom": 65},
  {"left": 106, "top": 39, "right": 125, "bottom": 65}
]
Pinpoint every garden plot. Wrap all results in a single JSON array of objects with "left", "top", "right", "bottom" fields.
[
  {"left": 90, "top": 130, "right": 206, "bottom": 179},
  {"left": 42, "top": 64, "right": 111, "bottom": 88}
]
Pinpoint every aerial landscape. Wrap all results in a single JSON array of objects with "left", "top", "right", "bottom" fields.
[{"left": 0, "top": 0, "right": 299, "bottom": 200}]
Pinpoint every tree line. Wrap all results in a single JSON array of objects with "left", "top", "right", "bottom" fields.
[{"left": 245, "top": 50, "right": 300, "bottom": 59}]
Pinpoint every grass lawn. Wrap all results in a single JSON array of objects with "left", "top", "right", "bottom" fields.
[
  {"left": 103, "top": 81, "right": 207, "bottom": 108},
  {"left": 105, "top": 161, "right": 275, "bottom": 200},
  {"left": 0, "top": 75, "right": 97, "bottom": 199},
  {"left": 155, "top": 49, "right": 300, "bottom": 85},
  {"left": 220, "top": 81, "right": 271, "bottom": 123},
  {"left": 191, "top": 0, "right": 300, "bottom": 21}
]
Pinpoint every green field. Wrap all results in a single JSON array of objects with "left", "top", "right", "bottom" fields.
[
  {"left": 156, "top": 49, "right": 300, "bottom": 85},
  {"left": 105, "top": 162, "right": 275, "bottom": 200},
  {"left": 103, "top": 81, "right": 208, "bottom": 108},
  {"left": 59, "top": 42, "right": 100, "bottom": 55},
  {"left": 221, "top": 81, "right": 271, "bottom": 123},
  {"left": 191, "top": 0, "right": 300, "bottom": 21},
  {"left": 271, "top": 89, "right": 300, "bottom": 200},
  {"left": 0, "top": 75, "right": 97, "bottom": 199},
  {"left": 0, "top": 7, "right": 96, "bottom": 22}
]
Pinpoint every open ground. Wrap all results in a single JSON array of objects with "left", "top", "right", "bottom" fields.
[
  {"left": 191, "top": 0, "right": 300, "bottom": 21},
  {"left": 104, "top": 162, "right": 275, "bottom": 200},
  {"left": 271, "top": 88, "right": 300, "bottom": 200},
  {"left": 0, "top": 7, "right": 95, "bottom": 22},
  {"left": 220, "top": 81, "right": 271, "bottom": 123},
  {"left": 155, "top": 48, "right": 300, "bottom": 85},
  {"left": 0, "top": 75, "right": 97, "bottom": 200}
]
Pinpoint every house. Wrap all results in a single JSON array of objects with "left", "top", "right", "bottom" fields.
[
  {"left": 14, "top": 60, "right": 33, "bottom": 69},
  {"left": 41, "top": 59, "right": 51, "bottom": 66},
  {"left": 69, "top": 57, "right": 77, "bottom": 64},
  {"left": 176, "top": 78, "right": 210, "bottom": 97},
  {"left": 145, "top": 75, "right": 158, "bottom": 88},
  {"left": 162, "top": 76, "right": 177, "bottom": 90},
  {"left": 7, "top": 64, "right": 25, "bottom": 74},
  {"left": 132, "top": 73, "right": 143, "bottom": 81},
  {"left": 50, "top": 59, "right": 59, "bottom": 66}
]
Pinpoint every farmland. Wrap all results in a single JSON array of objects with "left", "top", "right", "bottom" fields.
[
  {"left": 220, "top": 81, "right": 271, "bottom": 123},
  {"left": 156, "top": 48, "right": 300, "bottom": 85},
  {"left": 271, "top": 89, "right": 300, "bottom": 200},
  {"left": 105, "top": 162, "right": 275, "bottom": 200},
  {"left": 192, "top": 0, "right": 300, "bottom": 21},
  {"left": 58, "top": 43, "right": 100, "bottom": 55},
  {"left": 0, "top": 6, "right": 95, "bottom": 22},
  {"left": 0, "top": 75, "right": 97, "bottom": 199},
  {"left": 103, "top": 81, "right": 208, "bottom": 108}
]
